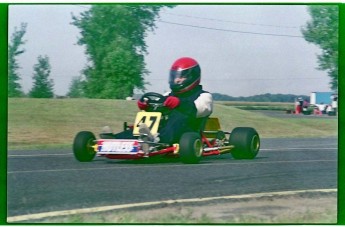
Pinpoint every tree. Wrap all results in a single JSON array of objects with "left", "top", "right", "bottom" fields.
[
  {"left": 29, "top": 55, "right": 54, "bottom": 98},
  {"left": 67, "top": 76, "right": 85, "bottom": 98},
  {"left": 301, "top": 5, "right": 338, "bottom": 91},
  {"left": 8, "top": 23, "right": 27, "bottom": 97},
  {"left": 72, "top": 5, "right": 171, "bottom": 99}
]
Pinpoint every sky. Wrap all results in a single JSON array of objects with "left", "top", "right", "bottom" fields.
[{"left": 8, "top": 4, "right": 333, "bottom": 97}]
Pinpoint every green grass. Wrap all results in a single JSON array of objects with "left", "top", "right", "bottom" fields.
[
  {"left": 8, "top": 98, "right": 138, "bottom": 149},
  {"left": 7, "top": 98, "right": 338, "bottom": 150},
  {"left": 213, "top": 104, "right": 337, "bottom": 138}
]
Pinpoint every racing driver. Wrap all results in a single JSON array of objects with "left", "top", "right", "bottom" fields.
[
  {"left": 137, "top": 57, "right": 213, "bottom": 144},
  {"left": 101, "top": 57, "right": 213, "bottom": 153}
]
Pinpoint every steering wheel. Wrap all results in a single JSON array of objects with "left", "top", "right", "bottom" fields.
[
  {"left": 140, "top": 92, "right": 167, "bottom": 111},
  {"left": 141, "top": 92, "right": 166, "bottom": 104}
]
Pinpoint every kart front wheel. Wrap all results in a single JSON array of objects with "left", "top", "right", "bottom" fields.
[
  {"left": 73, "top": 131, "right": 96, "bottom": 162},
  {"left": 229, "top": 127, "right": 260, "bottom": 159},
  {"left": 179, "top": 132, "right": 203, "bottom": 164}
]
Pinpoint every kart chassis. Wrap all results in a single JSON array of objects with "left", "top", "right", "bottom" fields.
[{"left": 73, "top": 92, "right": 260, "bottom": 164}]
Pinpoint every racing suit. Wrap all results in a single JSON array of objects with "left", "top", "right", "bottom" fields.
[{"left": 159, "top": 85, "right": 213, "bottom": 144}]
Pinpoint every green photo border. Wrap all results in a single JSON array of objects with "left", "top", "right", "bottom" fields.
[
  {"left": 0, "top": 3, "right": 8, "bottom": 226},
  {"left": 1, "top": 2, "right": 344, "bottom": 225}
]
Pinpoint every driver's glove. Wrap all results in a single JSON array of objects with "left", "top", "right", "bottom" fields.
[
  {"left": 164, "top": 96, "right": 180, "bottom": 109},
  {"left": 137, "top": 99, "right": 149, "bottom": 110}
]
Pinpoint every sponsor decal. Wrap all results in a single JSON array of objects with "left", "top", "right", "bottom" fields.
[{"left": 96, "top": 140, "right": 140, "bottom": 154}]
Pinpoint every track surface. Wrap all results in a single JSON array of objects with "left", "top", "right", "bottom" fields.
[{"left": 7, "top": 137, "right": 337, "bottom": 217}]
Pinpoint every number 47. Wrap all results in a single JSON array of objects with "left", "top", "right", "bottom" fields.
[
  {"left": 133, "top": 112, "right": 162, "bottom": 136},
  {"left": 136, "top": 116, "right": 157, "bottom": 130}
]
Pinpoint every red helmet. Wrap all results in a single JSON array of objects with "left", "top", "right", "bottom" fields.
[{"left": 169, "top": 57, "right": 201, "bottom": 94}]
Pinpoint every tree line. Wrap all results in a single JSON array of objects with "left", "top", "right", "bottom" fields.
[
  {"left": 8, "top": 5, "right": 170, "bottom": 98},
  {"left": 8, "top": 23, "right": 54, "bottom": 98},
  {"left": 8, "top": 5, "right": 338, "bottom": 98},
  {"left": 212, "top": 93, "right": 309, "bottom": 103}
]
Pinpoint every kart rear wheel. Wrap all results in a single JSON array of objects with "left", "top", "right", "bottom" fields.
[
  {"left": 73, "top": 131, "right": 96, "bottom": 162},
  {"left": 229, "top": 127, "right": 260, "bottom": 159},
  {"left": 179, "top": 132, "right": 203, "bottom": 164}
]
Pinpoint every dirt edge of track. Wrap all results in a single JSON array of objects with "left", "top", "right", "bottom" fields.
[{"left": 10, "top": 189, "right": 337, "bottom": 224}]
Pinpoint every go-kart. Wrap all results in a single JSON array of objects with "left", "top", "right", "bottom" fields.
[{"left": 73, "top": 92, "right": 260, "bottom": 164}]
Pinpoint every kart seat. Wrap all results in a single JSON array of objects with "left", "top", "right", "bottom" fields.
[{"left": 202, "top": 117, "right": 221, "bottom": 139}]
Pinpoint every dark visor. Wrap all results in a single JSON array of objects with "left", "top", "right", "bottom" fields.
[{"left": 169, "top": 70, "right": 187, "bottom": 84}]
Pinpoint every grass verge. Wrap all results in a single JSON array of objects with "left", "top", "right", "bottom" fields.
[
  {"left": 8, "top": 98, "right": 338, "bottom": 150},
  {"left": 26, "top": 192, "right": 337, "bottom": 224}
]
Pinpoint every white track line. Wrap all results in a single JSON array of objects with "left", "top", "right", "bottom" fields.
[
  {"left": 7, "top": 188, "right": 337, "bottom": 222},
  {"left": 7, "top": 159, "right": 336, "bottom": 174}
]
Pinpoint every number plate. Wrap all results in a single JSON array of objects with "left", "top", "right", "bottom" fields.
[
  {"left": 96, "top": 140, "right": 140, "bottom": 154},
  {"left": 133, "top": 112, "right": 162, "bottom": 136}
]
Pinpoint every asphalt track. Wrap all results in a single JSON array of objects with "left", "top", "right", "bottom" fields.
[{"left": 7, "top": 137, "right": 337, "bottom": 221}]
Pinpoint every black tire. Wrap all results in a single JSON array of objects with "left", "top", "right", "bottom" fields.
[
  {"left": 229, "top": 127, "right": 260, "bottom": 159},
  {"left": 73, "top": 131, "right": 96, "bottom": 162},
  {"left": 179, "top": 132, "right": 203, "bottom": 164}
]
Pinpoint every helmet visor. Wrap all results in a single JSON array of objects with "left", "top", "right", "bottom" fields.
[{"left": 169, "top": 70, "right": 188, "bottom": 85}]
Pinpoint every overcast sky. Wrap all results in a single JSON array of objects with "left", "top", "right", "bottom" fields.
[{"left": 8, "top": 4, "right": 332, "bottom": 97}]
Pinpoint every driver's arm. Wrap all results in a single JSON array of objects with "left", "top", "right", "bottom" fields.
[
  {"left": 176, "top": 92, "right": 213, "bottom": 118},
  {"left": 194, "top": 92, "right": 213, "bottom": 118}
]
